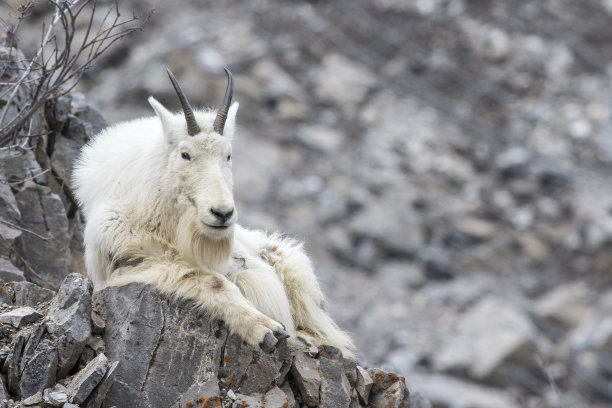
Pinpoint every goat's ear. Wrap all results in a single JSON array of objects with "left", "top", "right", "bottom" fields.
[
  {"left": 223, "top": 102, "right": 239, "bottom": 140},
  {"left": 148, "top": 96, "right": 173, "bottom": 134}
]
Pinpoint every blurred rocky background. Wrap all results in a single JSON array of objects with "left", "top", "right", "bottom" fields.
[{"left": 2, "top": 0, "right": 612, "bottom": 407}]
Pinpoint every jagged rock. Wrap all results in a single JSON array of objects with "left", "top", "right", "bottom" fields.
[
  {"left": 3, "top": 329, "right": 27, "bottom": 394},
  {"left": 221, "top": 332, "right": 291, "bottom": 395},
  {"left": 83, "top": 360, "right": 118, "bottom": 408},
  {"left": 369, "top": 379, "right": 408, "bottom": 408},
  {"left": 46, "top": 273, "right": 93, "bottom": 378},
  {"left": 318, "top": 345, "right": 351, "bottom": 408},
  {"left": 0, "top": 307, "right": 41, "bottom": 329},
  {"left": 290, "top": 349, "right": 320, "bottom": 407},
  {"left": 13, "top": 183, "right": 70, "bottom": 290},
  {"left": 19, "top": 339, "right": 58, "bottom": 399},
  {"left": 95, "top": 283, "right": 226, "bottom": 407},
  {"left": 355, "top": 365, "right": 373, "bottom": 404},
  {"left": 0, "top": 257, "right": 24, "bottom": 282},
  {"left": 66, "top": 353, "right": 109, "bottom": 404}
]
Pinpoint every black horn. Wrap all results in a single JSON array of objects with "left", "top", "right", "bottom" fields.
[
  {"left": 213, "top": 68, "right": 233, "bottom": 135},
  {"left": 166, "top": 68, "right": 200, "bottom": 136}
]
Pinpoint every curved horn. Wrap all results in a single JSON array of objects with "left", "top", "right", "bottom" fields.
[
  {"left": 213, "top": 67, "right": 233, "bottom": 135},
  {"left": 166, "top": 68, "right": 200, "bottom": 136}
]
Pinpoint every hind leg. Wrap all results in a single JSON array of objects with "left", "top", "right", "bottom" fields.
[{"left": 235, "top": 226, "right": 355, "bottom": 357}]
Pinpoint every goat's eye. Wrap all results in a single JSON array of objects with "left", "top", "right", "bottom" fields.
[
  {"left": 181, "top": 152, "right": 191, "bottom": 161},
  {"left": 227, "top": 154, "right": 231, "bottom": 161}
]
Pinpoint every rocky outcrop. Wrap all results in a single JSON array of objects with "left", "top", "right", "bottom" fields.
[{"left": 0, "top": 274, "right": 423, "bottom": 407}]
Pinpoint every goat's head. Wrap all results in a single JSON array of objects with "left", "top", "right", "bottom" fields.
[{"left": 148, "top": 68, "right": 238, "bottom": 240}]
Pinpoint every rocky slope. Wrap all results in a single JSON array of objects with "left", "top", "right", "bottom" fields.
[
  {"left": 1, "top": 274, "right": 422, "bottom": 407},
  {"left": 2, "top": 0, "right": 612, "bottom": 406}
]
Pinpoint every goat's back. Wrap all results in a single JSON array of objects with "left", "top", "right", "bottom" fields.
[{"left": 72, "top": 116, "right": 165, "bottom": 217}]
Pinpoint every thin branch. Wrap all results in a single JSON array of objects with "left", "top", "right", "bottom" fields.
[{"left": 0, "top": 219, "right": 49, "bottom": 241}]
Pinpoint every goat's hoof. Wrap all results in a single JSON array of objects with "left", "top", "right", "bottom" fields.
[
  {"left": 260, "top": 332, "right": 278, "bottom": 352},
  {"left": 274, "top": 328, "right": 290, "bottom": 340}
]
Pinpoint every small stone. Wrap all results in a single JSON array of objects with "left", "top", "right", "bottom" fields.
[
  {"left": 290, "top": 352, "right": 320, "bottom": 407},
  {"left": 21, "top": 391, "right": 42, "bottom": 405},
  {"left": 227, "top": 389, "right": 237, "bottom": 400},
  {"left": 264, "top": 386, "right": 290, "bottom": 408},
  {"left": 66, "top": 353, "right": 110, "bottom": 404},
  {"left": 0, "top": 306, "right": 42, "bottom": 328},
  {"left": 232, "top": 393, "right": 262, "bottom": 408},
  {"left": 43, "top": 388, "right": 68, "bottom": 406},
  {"left": 453, "top": 217, "right": 497, "bottom": 241},
  {"left": 535, "top": 281, "right": 593, "bottom": 331}
]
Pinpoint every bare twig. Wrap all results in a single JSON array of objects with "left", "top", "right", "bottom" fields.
[
  {"left": 0, "top": 0, "right": 149, "bottom": 147},
  {"left": 0, "top": 219, "right": 49, "bottom": 241}
]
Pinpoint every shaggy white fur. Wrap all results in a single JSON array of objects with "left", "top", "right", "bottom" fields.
[{"left": 72, "top": 79, "right": 354, "bottom": 357}]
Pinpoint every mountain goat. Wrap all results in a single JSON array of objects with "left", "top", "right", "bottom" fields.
[{"left": 73, "top": 68, "right": 354, "bottom": 356}]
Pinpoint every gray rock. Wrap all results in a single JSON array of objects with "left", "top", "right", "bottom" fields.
[
  {"left": 95, "top": 283, "right": 226, "bottom": 407},
  {"left": 13, "top": 281, "right": 54, "bottom": 308},
  {"left": 0, "top": 168, "right": 20, "bottom": 223},
  {"left": 535, "top": 281, "right": 594, "bottom": 331},
  {"left": 314, "top": 53, "right": 377, "bottom": 114},
  {"left": 14, "top": 183, "right": 71, "bottom": 290},
  {"left": 0, "top": 257, "right": 24, "bottom": 282},
  {"left": 3, "top": 329, "right": 26, "bottom": 394},
  {"left": 21, "top": 391, "right": 42, "bottom": 405},
  {"left": 434, "top": 296, "right": 548, "bottom": 386},
  {"left": 19, "top": 339, "right": 58, "bottom": 399},
  {"left": 20, "top": 322, "right": 46, "bottom": 375},
  {"left": 318, "top": 345, "right": 351, "bottom": 408},
  {"left": 408, "top": 373, "right": 520, "bottom": 408},
  {"left": 221, "top": 332, "right": 291, "bottom": 395},
  {"left": 355, "top": 366, "right": 373, "bottom": 404},
  {"left": 0, "top": 375, "right": 9, "bottom": 406},
  {"left": 369, "top": 380, "right": 408, "bottom": 408},
  {"left": 46, "top": 273, "right": 93, "bottom": 377},
  {"left": 0, "top": 282, "right": 15, "bottom": 305},
  {"left": 263, "top": 386, "right": 291, "bottom": 408},
  {"left": 0, "top": 307, "right": 42, "bottom": 328},
  {"left": 83, "top": 360, "right": 118, "bottom": 408},
  {"left": 232, "top": 393, "right": 262, "bottom": 408},
  {"left": 279, "top": 382, "right": 296, "bottom": 408},
  {"left": 0, "top": 220, "right": 22, "bottom": 254},
  {"left": 66, "top": 353, "right": 109, "bottom": 404},
  {"left": 290, "top": 351, "right": 320, "bottom": 407},
  {"left": 43, "top": 389, "right": 68, "bottom": 406}
]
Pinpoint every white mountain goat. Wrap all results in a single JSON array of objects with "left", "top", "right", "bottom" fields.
[{"left": 72, "top": 69, "right": 354, "bottom": 356}]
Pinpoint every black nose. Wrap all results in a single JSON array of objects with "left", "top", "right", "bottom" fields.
[{"left": 210, "top": 208, "right": 234, "bottom": 224}]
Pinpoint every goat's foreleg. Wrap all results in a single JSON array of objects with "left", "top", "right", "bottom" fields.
[{"left": 109, "top": 261, "right": 289, "bottom": 351}]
